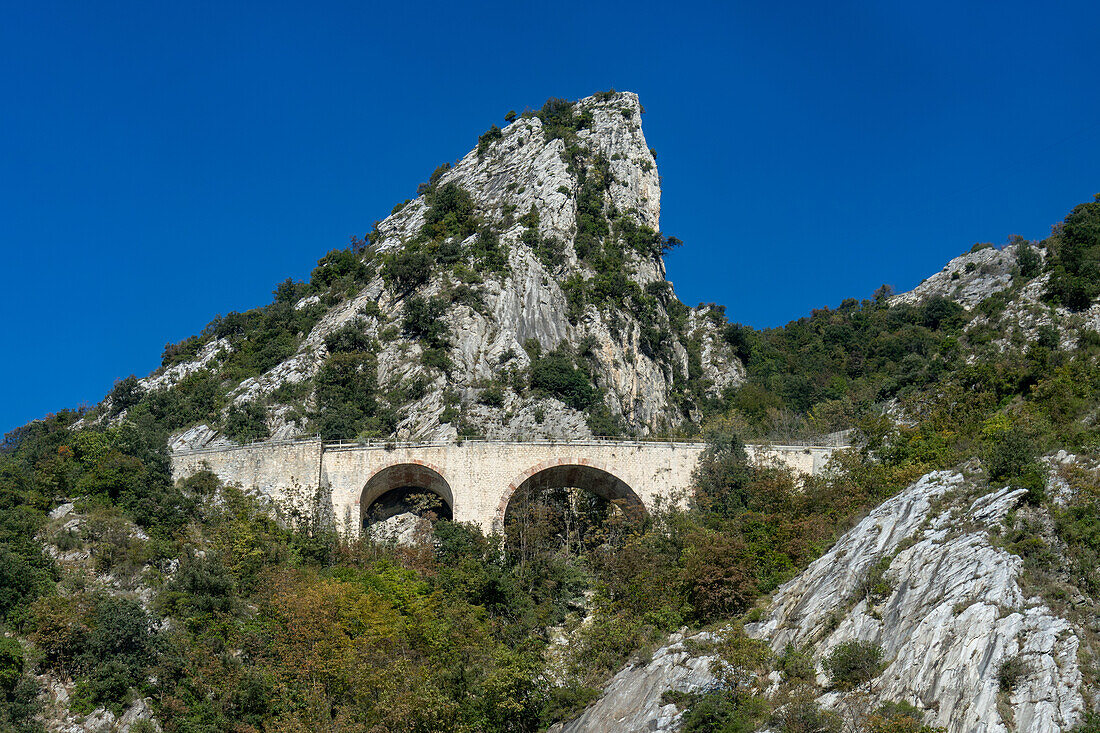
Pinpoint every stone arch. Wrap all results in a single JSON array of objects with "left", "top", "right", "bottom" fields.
[
  {"left": 495, "top": 458, "right": 646, "bottom": 533},
  {"left": 360, "top": 460, "right": 454, "bottom": 528}
]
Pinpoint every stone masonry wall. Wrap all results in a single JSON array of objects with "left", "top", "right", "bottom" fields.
[{"left": 171, "top": 440, "right": 841, "bottom": 535}]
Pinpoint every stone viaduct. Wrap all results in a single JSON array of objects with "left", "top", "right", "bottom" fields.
[{"left": 170, "top": 438, "right": 843, "bottom": 536}]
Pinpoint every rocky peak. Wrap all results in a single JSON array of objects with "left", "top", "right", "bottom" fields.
[
  {"left": 101, "top": 92, "right": 742, "bottom": 450},
  {"left": 376, "top": 92, "right": 661, "bottom": 266},
  {"left": 890, "top": 241, "right": 1032, "bottom": 311}
]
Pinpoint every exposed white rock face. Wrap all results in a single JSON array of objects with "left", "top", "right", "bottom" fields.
[
  {"left": 967, "top": 273, "right": 1100, "bottom": 351},
  {"left": 139, "top": 338, "right": 231, "bottom": 394},
  {"left": 749, "top": 471, "right": 1086, "bottom": 733},
  {"left": 891, "top": 244, "right": 1026, "bottom": 311},
  {"left": 550, "top": 630, "right": 722, "bottom": 733},
  {"left": 367, "top": 512, "right": 431, "bottom": 546},
  {"left": 689, "top": 308, "right": 746, "bottom": 397},
  {"left": 37, "top": 676, "right": 160, "bottom": 732},
  {"left": 169, "top": 423, "right": 232, "bottom": 452}
]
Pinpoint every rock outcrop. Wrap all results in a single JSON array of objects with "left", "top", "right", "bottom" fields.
[
  {"left": 748, "top": 469, "right": 1085, "bottom": 732},
  {"left": 890, "top": 244, "right": 1027, "bottom": 311},
  {"left": 891, "top": 239, "right": 1100, "bottom": 352},
  {"left": 550, "top": 630, "right": 722, "bottom": 733},
  {"left": 559, "top": 469, "right": 1091, "bottom": 732}
]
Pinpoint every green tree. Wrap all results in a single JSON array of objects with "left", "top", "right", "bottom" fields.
[
  {"left": 692, "top": 420, "right": 753, "bottom": 518},
  {"left": 422, "top": 181, "right": 477, "bottom": 240},
  {"left": 222, "top": 401, "right": 269, "bottom": 443},
  {"left": 312, "top": 352, "right": 380, "bottom": 439},
  {"left": 0, "top": 638, "right": 22, "bottom": 691},
  {"left": 1016, "top": 240, "right": 1041, "bottom": 279},
  {"left": 1046, "top": 195, "right": 1100, "bottom": 310},
  {"left": 529, "top": 350, "right": 598, "bottom": 410}
]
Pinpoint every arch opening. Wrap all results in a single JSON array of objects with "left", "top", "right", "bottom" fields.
[
  {"left": 501, "top": 464, "right": 646, "bottom": 557},
  {"left": 360, "top": 463, "right": 454, "bottom": 532}
]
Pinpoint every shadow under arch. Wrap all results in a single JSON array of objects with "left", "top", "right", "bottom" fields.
[
  {"left": 360, "top": 461, "right": 454, "bottom": 529},
  {"left": 495, "top": 460, "right": 646, "bottom": 534}
]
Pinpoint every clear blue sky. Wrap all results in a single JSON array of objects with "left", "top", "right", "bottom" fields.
[{"left": 3, "top": 1, "right": 1099, "bottom": 434}]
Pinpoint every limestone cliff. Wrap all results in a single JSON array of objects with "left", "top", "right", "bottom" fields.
[
  {"left": 748, "top": 468, "right": 1087, "bottom": 732},
  {"left": 94, "top": 92, "right": 742, "bottom": 449}
]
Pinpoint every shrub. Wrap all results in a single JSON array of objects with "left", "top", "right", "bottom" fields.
[
  {"left": 1036, "top": 325, "right": 1060, "bottom": 350},
  {"left": 477, "top": 124, "right": 503, "bottom": 157},
  {"left": 160, "top": 552, "right": 236, "bottom": 618},
  {"left": 682, "top": 532, "right": 756, "bottom": 621},
  {"left": 478, "top": 384, "right": 505, "bottom": 408},
  {"left": 866, "top": 701, "right": 943, "bottom": 732},
  {"left": 535, "top": 97, "right": 591, "bottom": 143},
  {"left": 0, "top": 638, "right": 22, "bottom": 691},
  {"left": 309, "top": 247, "right": 373, "bottom": 290},
  {"left": 222, "top": 401, "right": 269, "bottom": 444},
  {"left": 416, "top": 162, "right": 451, "bottom": 197},
  {"left": 421, "top": 347, "right": 454, "bottom": 373},
  {"left": 0, "top": 545, "right": 53, "bottom": 622},
  {"left": 422, "top": 182, "right": 476, "bottom": 241},
  {"left": 1078, "top": 330, "right": 1100, "bottom": 350},
  {"left": 324, "top": 322, "right": 374, "bottom": 354},
  {"left": 470, "top": 225, "right": 509, "bottom": 274},
  {"left": 822, "top": 640, "right": 884, "bottom": 690},
  {"left": 1072, "top": 713, "right": 1100, "bottom": 733},
  {"left": 529, "top": 350, "right": 598, "bottom": 410},
  {"left": 778, "top": 644, "right": 815, "bottom": 683},
  {"left": 381, "top": 247, "right": 432, "bottom": 293},
  {"left": 692, "top": 421, "right": 753, "bottom": 518},
  {"left": 919, "top": 296, "right": 964, "bottom": 331},
  {"left": 770, "top": 695, "right": 843, "bottom": 733},
  {"left": 30, "top": 595, "right": 91, "bottom": 673},
  {"left": 107, "top": 376, "right": 144, "bottom": 416},
  {"left": 984, "top": 427, "right": 1045, "bottom": 501},
  {"left": 312, "top": 352, "right": 380, "bottom": 440},
  {"left": 616, "top": 219, "right": 667, "bottom": 259},
  {"left": 161, "top": 335, "right": 203, "bottom": 368},
  {"left": 722, "top": 324, "right": 755, "bottom": 364},
  {"left": 857, "top": 554, "right": 895, "bottom": 604},
  {"left": 680, "top": 690, "right": 765, "bottom": 733},
  {"left": 585, "top": 406, "right": 625, "bottom": 437},
  {"left": 997, "top": 654, "right": 1028, "bottom": 691},
  {"left": 76, "top": 450, "right": 144, "bottom": 502},
  {"left": 402, "top": 296, "right": 450, "bottom": 348}
]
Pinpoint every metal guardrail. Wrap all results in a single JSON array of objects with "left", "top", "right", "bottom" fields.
[{"left": 171, "top": 434, "right": 851, "bottom": 457}]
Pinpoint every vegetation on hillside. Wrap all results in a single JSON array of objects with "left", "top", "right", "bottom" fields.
[{"left": 2, "top": 92, "right": 1100, "bottom": 730}]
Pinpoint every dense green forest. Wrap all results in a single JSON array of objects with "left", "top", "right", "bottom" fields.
[{"left": 1, "top": 185, "right": 1099, "bottom": 732}]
